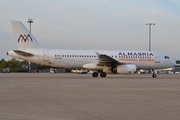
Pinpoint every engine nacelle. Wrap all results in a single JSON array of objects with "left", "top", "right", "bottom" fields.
[
  {"left": 82, "top": 63, "right": 103, "bottom": 70},
  {"left": 116, "top": 64, "right": 137, "bottom": 74}
]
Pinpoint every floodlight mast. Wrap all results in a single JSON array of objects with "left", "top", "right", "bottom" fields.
[
  {"left": 27, "top": 18, "right": 33, "bottom": 73},
  {"left": 27, "top": 18, "right": 33, "bottom": 33},
  {"left": 146, "top": 23, "right": 155, "bottom": 51}
]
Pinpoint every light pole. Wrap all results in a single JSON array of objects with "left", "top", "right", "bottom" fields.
[
  {"left": 27, "top": 18, "right": 33, "bottom": 73},
  {"left": 27, "top": 18, "right": 33, "bottom": 33},
  {"left": 146, "top": 23, "right": 155, "bottom": 51}
]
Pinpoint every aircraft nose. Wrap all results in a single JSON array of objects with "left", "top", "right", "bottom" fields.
[{"left": 171, "top": 59, "right": 176, "bottom": 66}]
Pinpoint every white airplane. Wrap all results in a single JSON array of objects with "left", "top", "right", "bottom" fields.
[{"left": 7, "top": 21, "right": 176, "bottom": 78}]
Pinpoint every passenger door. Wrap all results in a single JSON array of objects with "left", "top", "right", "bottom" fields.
[{"left": 154, "top": 53, "right": 160, "bottom": 63}]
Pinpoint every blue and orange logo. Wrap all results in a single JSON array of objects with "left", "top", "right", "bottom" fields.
[{"left": 18, "top": 34, "right": 33, "bottom": 42}]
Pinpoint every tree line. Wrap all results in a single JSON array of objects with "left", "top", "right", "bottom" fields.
[
  {"left": 0, "top": 58, "right": 53, "bottom": 72},
  {"left": 0, "top": 58, "right": 28, "bottom": 72}
]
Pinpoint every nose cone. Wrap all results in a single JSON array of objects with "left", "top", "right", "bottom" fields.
[{"left": 171, "top": 59, "right": 176, "bottom": 67}]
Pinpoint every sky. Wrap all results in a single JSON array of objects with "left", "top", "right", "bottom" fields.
[{"left": 0, "top": 0, "right": 180, "bottom": 60}]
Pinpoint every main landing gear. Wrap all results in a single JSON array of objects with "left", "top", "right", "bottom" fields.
[{"left": 92, "top": 72, "right": 107, "bottom": 77}]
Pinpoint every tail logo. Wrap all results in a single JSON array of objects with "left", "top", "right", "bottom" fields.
[{"left": 18, "top": 34, "right": 33, "bottom": 42}]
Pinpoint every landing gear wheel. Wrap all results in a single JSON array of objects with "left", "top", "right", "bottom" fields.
[
  {"left": 100, "top": 72, "right": 107, "bottom": 77},
  {"left": 152, "top": 74, "right": 157, "bottom": 78},
  {"left": 92, "top": 72, "right": 98, "bottom": 77}
]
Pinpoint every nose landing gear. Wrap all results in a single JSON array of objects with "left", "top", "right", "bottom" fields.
[{"left": 152, "top": 69, "right": 157, "bottom": 78}]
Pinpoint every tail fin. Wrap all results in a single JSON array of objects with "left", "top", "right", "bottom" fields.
[{"left": 11, "top": 21, "right": 42, "bottom": 50}]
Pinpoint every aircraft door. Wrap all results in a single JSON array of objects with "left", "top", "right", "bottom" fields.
[
  {"left": 43, "top": 50, "right": 49, "bottom": 61},
  {"left": 154, "top": 53, "right": 160, "bottom": 63}
]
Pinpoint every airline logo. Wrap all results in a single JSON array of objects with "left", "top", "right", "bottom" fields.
[
  {"left": 119, "top": 52, "right": 154, "bottom": 56},
  {"left": 18, "top": 34, "right": 33, "bottom": 42},
  {"left": 118, "top": 52, "right": 155, "bottom": 62}
]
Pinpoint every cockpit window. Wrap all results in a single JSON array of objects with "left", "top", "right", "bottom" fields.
[{"left": 165, "top": 56, "right": 169, "bottom": 59}]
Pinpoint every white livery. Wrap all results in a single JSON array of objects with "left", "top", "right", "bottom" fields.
[{"left": 7, "top": 21, "right": 176, "bottom": 78}]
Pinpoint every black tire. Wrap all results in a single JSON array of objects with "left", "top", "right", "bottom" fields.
[
  {"left": 152, "top": 74, "right": 157, "bottom": 78},
  {"left": 100, "top": 72, "right": 107, "bottom": 77},
  {"left": 92, "top": 72, "right": 98, "bottom": 77}
]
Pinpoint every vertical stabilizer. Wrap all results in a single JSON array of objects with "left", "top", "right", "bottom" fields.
[{"left": 11, "top": 21, "right": 42, "bottom": 50}]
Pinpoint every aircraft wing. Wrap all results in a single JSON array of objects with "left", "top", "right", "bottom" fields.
[
  {"left": 13, "top": 50, "right": 34, "bottom": 57},
  {"left": 96, "top": 52, "right": 127, "bottom": 66}
]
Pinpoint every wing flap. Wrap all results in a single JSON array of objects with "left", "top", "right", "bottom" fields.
[
  {"left": 96, "top": 52, "right": 118, "bottom": 66},
  {"left": 96, "top": 52, "right": 128, "bottom": 66}
]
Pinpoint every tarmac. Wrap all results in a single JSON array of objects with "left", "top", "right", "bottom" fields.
[{"left": 0, "top": 73, "right": 180, "bottom": 120}]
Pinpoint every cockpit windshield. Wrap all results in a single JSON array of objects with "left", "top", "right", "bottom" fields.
[{"left": 165, "top": 56, "right": 169, "bottom": 59}]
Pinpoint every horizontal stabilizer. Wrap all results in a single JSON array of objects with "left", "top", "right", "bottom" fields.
[{"left": 13, "top": 50, "right": 34, "bottom": 57}]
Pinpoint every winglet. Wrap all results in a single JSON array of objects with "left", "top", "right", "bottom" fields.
[{"left": 95, "top": 52, "right": 100, "bottom": 57}]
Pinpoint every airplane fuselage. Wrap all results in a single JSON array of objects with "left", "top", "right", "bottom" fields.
[{"left": 8, "top": 49, "right": 175, "bottom": 70}]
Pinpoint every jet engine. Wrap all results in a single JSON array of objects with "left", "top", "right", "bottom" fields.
[
  {"left": 82, "top": 63, "right": 103, "bottom": 70},
  {"left": 112, "top": 64, "right": 137, "bottom": 74}
]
